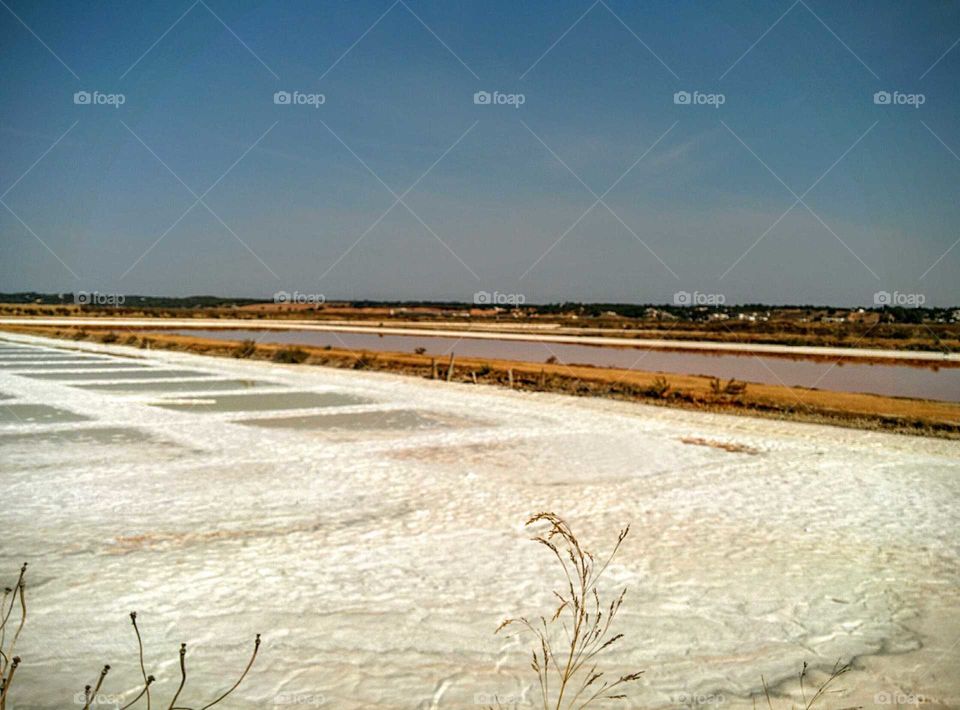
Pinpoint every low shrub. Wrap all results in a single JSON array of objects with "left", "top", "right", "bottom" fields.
[
  {"left": 645, "top": 375, "right": 671, "bottom": 398},
  {"left": 709, "top": 377, "right": 747, "bottom": 396},
  {"left": 272, "top": 347, "right": 309, "bottom": 364},
  {"left": 233, "top": 339, "right": 257, "bottom": 358},
  {"left": 352, "top": 354, "right": 375, "bottom": 370}
]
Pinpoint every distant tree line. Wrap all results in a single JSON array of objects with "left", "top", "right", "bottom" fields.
[{"left": 1, "top": 293, "right": 956, "bottom": 324}]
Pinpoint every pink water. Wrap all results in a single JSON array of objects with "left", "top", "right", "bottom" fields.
[{"left": 164, "top": 329, "right": 960, "bottom": 402}]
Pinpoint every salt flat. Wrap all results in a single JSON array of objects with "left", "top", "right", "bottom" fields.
[{"left": 1, "top": 332, "right": 958, "bottom": 709}]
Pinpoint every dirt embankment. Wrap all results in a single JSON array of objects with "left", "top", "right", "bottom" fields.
[
  {"left": 5, "top": 324, "right": 960, "bottom": 439},
  {"left": 2, "top": 303, "right": 958, "bottom": 353}
]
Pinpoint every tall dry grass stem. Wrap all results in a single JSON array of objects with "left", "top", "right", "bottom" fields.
[
  {"left": 0, "top": 563, "right": 27, "bottom": 710},
  {"left": 496, "top": 513, "right": 642, "bottom": 709},
  {"left": 759, "top": 659, "right": 852, "bottom": 710},
  {"left": 0, "top": 565, "right": 260, "bottom": 709}
]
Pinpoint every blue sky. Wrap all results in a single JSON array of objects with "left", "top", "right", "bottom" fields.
[{"left": 1, "top": 0, "right": 958, "bottom": 305}]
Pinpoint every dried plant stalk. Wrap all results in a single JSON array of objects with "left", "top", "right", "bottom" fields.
[
  {"left": 0, "top": 564, "right": 260, "bottom": 709},
  {"left": 104, "top": 616, "right": 261, "bottom": 710},
  {"left": 772, "top": 659, "right": 852, "bottom": 710},
  {"left": 496, "top": 513, "right": 642, "bottom": 709},
  {"left": 0, "top": 563, "right": 27, "bottom": 710}
]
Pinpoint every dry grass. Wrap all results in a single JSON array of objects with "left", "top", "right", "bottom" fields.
[
  {"left": 496, "top": 513, "right": 642, "bottom": 708},
  {"left": 709, "top": 377, "right": 748, "bottom": 397},
  {"left": 0, "top": 563, "right": 27, "bottom": 710},
  {"left": 0, "top": 565, "right": 260, "bottom": 709},
  {"left": 271, "top": 347, "right": 309, "bottom": 364},
  {"left": 351, "top": 352, "right": 375, "bottom": 369},
  {"left": 495, "top": 515, "right": 857, "bottom": 710},
  {"left": 761, "top": 660, "right": 853, "bottom": 710},
  {"left": 645, "top": 375, "right": 671, "bottom": 398},
  {"left": 232, "top": 339, "right": 257, "bottom": 358}
]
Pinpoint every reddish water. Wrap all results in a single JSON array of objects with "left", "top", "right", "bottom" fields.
[{"left": 165, "top": 329, "right": 960, "bottom": 403}]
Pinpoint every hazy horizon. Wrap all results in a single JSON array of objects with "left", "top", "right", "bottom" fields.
[
  {"left": 2, "top": 0, "right": 959, "bottom": 306},
  {"left": 4, "top": 289, "right": 960, "bottom": 311}
]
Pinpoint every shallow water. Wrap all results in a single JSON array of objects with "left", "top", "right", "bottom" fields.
[
  {"left": 78, "top": 378, "right": 268, "bottom": 393},
  {"left": 0, "top": 402, "right": 90, "bottom": 423},
  {"left": 164, "top": 328, "right": 960, "bottom": 402},
  {"left": 0, "top": 360, "right": 146, "bottom": 370},
  {"left": 151, "top": 390, "right": 368, "bottom": 412},
  {"left": 23, "top": 368, "right": 212, "bottom": 381},
  {"left": 0, "top": 353, "right": 111, "bottom": 360},
  {"left": 0, "top": 426, "right": 191, "bottom": 471},
  {"left": 1, "top": 334, "right": 958, "bottom": 709},
  {"left": 242, "top": 408, "right": 479, "bottom": 433}
]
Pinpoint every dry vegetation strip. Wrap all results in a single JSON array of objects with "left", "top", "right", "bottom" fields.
[
  {"left": 4, "top": 325, "right": 959, "bottom": 439},
  {"left": 2, "top": 302, "right": 958, "bottom": 354}
]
